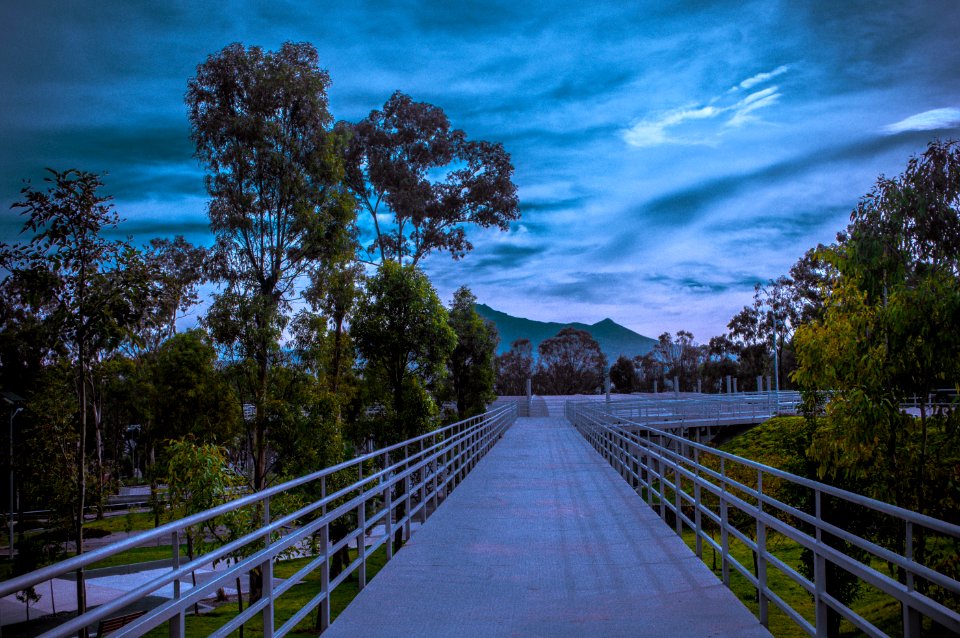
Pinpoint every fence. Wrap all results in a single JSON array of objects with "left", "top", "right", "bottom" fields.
[
  {"left": 566, "top": 399, "right": 960, "bottom": 637},
  {"left": 0, "top": 404, "right": 516, "bottom": 637}
]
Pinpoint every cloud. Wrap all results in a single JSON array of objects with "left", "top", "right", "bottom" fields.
[
  {"left": 622, "top": 67, "right": 790, "bottom": 147},
  {"left": 882, "top": 108, "right": 960, "bottom": 134},
  {"left": 730, "top": 65, "right": 790, "bottom": 92}
]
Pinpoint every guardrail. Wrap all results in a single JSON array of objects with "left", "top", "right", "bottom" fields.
[
  {"left": 0, "top": 403, "right": 517, "bottom": 637},
  {"left": 601, "top": 392, "right": 801, "bottom": 428},
  {"left": 566, "top": 399, "right": 960, "bottom": 638}
]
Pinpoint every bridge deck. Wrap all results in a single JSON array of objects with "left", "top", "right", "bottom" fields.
[{"left": 325, "top": 416, "right": 771, "bottom": 637}]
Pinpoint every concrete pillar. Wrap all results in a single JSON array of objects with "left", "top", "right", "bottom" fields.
[
  {"left": 733, "top": 377, "right": 738, "bottom": 393},
  {"left": 697, "top": 379, "right": 702, "bottom": 394},
  {"left": 653, "top": 379, "right": 658, "bottom": 393},
  {"left": 725, "top": 375, "right": 732, "bottom": 394},
  {"left": 605, "top": 378, "right": 611, "bottom": 403},
  {"left": 757, "top": 376, "right": 763, "bottom": 393},
  {"left": 525, "top": 377, "right": 532, "bottom": 398},
  {"left": 673, "top": 376, "right": 679, "bottom": 398},
  {"left": 765, "top": 376, "right": 772, "bottom": 393}
]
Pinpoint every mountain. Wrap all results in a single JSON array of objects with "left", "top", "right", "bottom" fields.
[{"left": 475, "top": 303, "right": 657, "bottom": 362}]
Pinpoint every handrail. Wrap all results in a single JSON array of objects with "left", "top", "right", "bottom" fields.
[
  {"left": 0, "top": 403, "right": 517, "bottom": 637},
  {"left": 566, "top": 398, "right": 960, "bottom": 638}
]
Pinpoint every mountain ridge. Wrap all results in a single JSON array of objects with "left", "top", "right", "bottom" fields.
[{"left": 475, "top": 303, "right": 657, "bottom": 362}]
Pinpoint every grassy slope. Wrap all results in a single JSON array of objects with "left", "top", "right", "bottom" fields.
[{"left": 697, "top": 416, "right": 903, "bottom": 637}]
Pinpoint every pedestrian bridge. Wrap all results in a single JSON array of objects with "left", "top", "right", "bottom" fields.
[{"left": 1, "top": 394, "right": 958, "bottom": 637}]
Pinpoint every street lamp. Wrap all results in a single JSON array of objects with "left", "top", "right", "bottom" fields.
[{"left": 2, "top": 391, "right": 25, "bottom": 558}]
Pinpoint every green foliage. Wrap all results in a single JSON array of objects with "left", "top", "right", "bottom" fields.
[
  {"left": 187, "top": 41, "right": 357, "bottom": 491},
  {"left": 793, "top": 140, "right": 960, "bottom": 516},
  {"left": 535, "top": 327, "right": 606, "bottom": 395},
  {"left": 495, "top": 338, "right": 534, "bottom": 395},
  {"left": 444, "top": 287, "right": 499, "bottom": 419},
  {"left": 150, "top": 329, "right": 241, "bottom": 445},
  {"left": 352, "top": 261, "right": 456, "bottom": 443},
  {"left": 609, "top": 355, "right": 638, "bottom": 393},
  {"left": 341, "top": 91, "right": 520, "bottom": 265}
]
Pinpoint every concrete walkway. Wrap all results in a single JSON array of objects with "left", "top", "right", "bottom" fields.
[{"left": 325, "top": 416, "right": 771, "bottom": 637}]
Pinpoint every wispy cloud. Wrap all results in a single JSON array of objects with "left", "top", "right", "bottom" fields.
[
  {"left": 882, "top": 107, "right": 960, "bottom": 134},
  {"left": 730, "top": 65, "right": 790, "bottom": 92},
  {"left": 622, "top": 66, "right": 790, "bottom": 147}
]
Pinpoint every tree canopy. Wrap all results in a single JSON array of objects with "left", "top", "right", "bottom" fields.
[
  {"left": 351, "top": 261, "right": 456, "bottom": 443},
  {"left": 341, "top": 91, "right": 520, "bottom": 265},
  {"left": 444, "top": 287, "right": 499, "bottom": 418},
  {"left": 535, "top": 327, "right": 606, "bottom": 395},
  {"left": 187, "top": 41, "right": 356, "bottom": 492}
]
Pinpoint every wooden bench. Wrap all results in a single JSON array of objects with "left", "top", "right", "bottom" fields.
[{"left": 95, "top": 610, "right": 146, "bottom": 636}]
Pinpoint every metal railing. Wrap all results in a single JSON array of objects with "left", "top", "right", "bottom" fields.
[
  {"left": 600, "top": 391, "right": 801, "bottom": 428},
  {"left": 566, "top": 399, "right": 960, "bottom": 638},
  {"left": 0, "top": 403, "right": 516, "bottom": 637}
]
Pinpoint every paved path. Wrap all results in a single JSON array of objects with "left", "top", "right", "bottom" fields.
[{"left": 326, "top": 416, "right": 771, "bottom": 637}]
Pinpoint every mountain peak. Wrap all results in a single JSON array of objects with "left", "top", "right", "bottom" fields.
[{"left": 475, "top": 304, "right": 655, "bottom": 360}]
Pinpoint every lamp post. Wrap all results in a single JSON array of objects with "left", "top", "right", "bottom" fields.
[{"left": 9, "top": 406, "right": 21, "bottom": 556}]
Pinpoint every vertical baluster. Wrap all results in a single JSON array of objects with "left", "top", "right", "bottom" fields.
[
  {"left": 720, "top": 457, "right": 730, "bottom": 586},
  {"left": 262, "top": 497, "right": 274, "bottom": 638},
  {"left": 903, "top": 520, "right": 920, "bottom": 638},
  {"left": 814, "top": 489, "right": 827, "bottom": 638},
  {"left": 318, "top": 476, "right": 329, "bottom": 632},
  {"left": 694, "top": 448, "right": 702, "bottom": 559},
  {"left": 169, "top": 531, "right": 183, "bottom": 638},
  {"left": 384, "top": 451, "right": 394, "bottom": 560},
  {"left": 358, "top": 463, "right": 366, "bottom": 590},
  {"left": 756, "top": 469, "right": 768, "bottom": 627}
]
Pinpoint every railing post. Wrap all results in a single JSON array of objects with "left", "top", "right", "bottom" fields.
[
  {"left": 358, "top": 463, "right": 367, "bottom": 590},
  {"left": 720, "top": 458, "right": 730, "bottom": 587},
  {"left": 169, "top": 531, "right": 184, "bottom": 638},
  {"left": 903, "top": 520, "right": 921, "bottom": 638},
  {"left": 756, "top": 469, "right": 768, "bottom": 627},
  {"left": 385, "top": 452, "right": 394, "bottom": 561},
  {"left": 319, "top": 522, "right": 330, "bottom": 632},
  {"left": 318, "top": 476, "right": 330, "bottom": 632},
  {"left": 419, "top": 439, "right": 428, "bottom": 524},
  {"left": 694, "top": 447, "right": 702, "bottom": 559},
  {"left": 404, "top": 446, "right": 412, "bottom": 542},
  {"left": 262, "top": 497, "right": 274, "bottom": 638},
  {"left": 814, "top": 489, "right": 827, "bottom": 638}
]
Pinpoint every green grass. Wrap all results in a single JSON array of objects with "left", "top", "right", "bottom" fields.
[
  {"left": 84, "top": 510, "right": 157, "bottom": 535},
  {"left": 689, "top": 415, "right": 923, "bottom": 637},
  {"left": 141, "top": 545, "right": 390, "bottom": 637}
]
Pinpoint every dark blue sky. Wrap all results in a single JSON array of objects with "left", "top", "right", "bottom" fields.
[{"left": 2, "top": 1, "right": 959, "bottom": 339}]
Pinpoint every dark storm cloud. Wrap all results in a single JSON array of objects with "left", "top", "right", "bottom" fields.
[{"left": 2, "top": 1, "right": 959, "bottom": 337}]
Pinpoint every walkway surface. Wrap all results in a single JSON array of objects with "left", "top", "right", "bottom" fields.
[{"left": 325, "top": 416, "right": 771, "bottom": 637}]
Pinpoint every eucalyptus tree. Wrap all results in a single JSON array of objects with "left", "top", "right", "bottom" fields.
[
  {"left": 351, "top": 261, "right": 456, "bottom": 444},
  {"left": 340, "top": 91, "right": 520, "bottom": 265},
  {"left": 495, "top": 339, "right": 535, "bottom": 395},
  {"left": 535, "top": 328, "right": 606, "bottom": 395},
  {"left": 141, "top": 235, "right": 208, "bottom": 348},
  {"left": 0, "top": 168, "right": 151, "bottom": 617},
  {"left": 444, "top": 287, "right": 499, "bottom": 419},
  {"left": 186, "top": 41, "right": 356, "bottom": 493}
]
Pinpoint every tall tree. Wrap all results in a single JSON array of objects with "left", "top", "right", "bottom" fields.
[
  {"left": 444, "top": 287, "right": 499, "bottom": 419},
  {"left": 495, "top": 338, "right": 535, "bottom": 395},
  {"left": 351, "top": 261, "right": 456, "bottom": 444},
  {"left": 793, "top": 140, "right": 960, "bottom": 608},
  {"left": 340, "top": 91, "right": 520, "bottom": 265},
  {"left": 186, "top": 41, "right": 356, "bottom": 494},
  {"left": 535, "top": 327, "right": 606, "bottom": 395},
  {"left": 609, "top": 355, "right": 639, "bottom": 393},
  {"left": 0, "top": 168, "right": 150, "bottom": 620}
]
